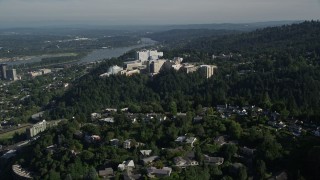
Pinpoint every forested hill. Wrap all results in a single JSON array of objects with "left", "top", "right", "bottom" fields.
[
  {"left": 181, "top": 21, "right": 320, "bottom": 56},
  {"left": 146, "top": 21, "right": 302, "bottom": 45},
  {"left": 50, "top": 21, "right": 320, "bottom": 124},
  {"left": 146, "top": 29, "right": 239, "bottom": 44}
]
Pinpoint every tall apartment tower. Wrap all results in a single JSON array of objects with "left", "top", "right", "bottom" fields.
[
  {"left": 0, "top": 64, "right": 7, "bottom": 80},
  {"left": 6, "top": 69, "right": 18, "bottom": 81},
  {"left": 136, "top": 50, "right": 163, "bottom": 62},
  {"left": 199, "top": 65, "right": 218, "bottom": 79}
]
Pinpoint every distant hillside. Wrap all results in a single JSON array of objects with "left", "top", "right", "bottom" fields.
[
  {"left": 162, "top": 20, "right": 302, "bottom": 31},
  {"left": 182, "top": 21, "right": 320, "bottom": 56},
  {"left": 144, "top": 21, "right": 302, "bottom": 44},
  {"left": 146, "top": 29, "right": 239, "bottom": 44},
  {"left": 0, "top": 20, "right": 301, "bottom": 33}
]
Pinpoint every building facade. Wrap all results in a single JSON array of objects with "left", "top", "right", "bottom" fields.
[
  {"left": 26, "top": 120, "right": 61, "bottom": 138},
  {"left": 199, "top": 65, "right": 218, "bottom": 79},
  {"left": 148, "top": 60, "right": 167, "bottom": 74},
  {"left": 0, "top": 64, "right": 7, "bottom": 80},
  {"left": 6, "top": 69, "right": 18, "bottom": 81},
  {"left": 124, "top": 61, "right": 143, "bottom": 70},
  {"left": 136, "top": 50, "right": 163, "bottom": 62},
  {"left": 26, "top": 120, "right": 47, "bottom": 138}
]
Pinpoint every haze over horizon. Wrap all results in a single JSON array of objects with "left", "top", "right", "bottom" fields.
[{"left": 0, "top": 0, "right": 319, "bottom": 28}]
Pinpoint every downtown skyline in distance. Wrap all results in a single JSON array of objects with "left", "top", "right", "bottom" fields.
[{"left": 0, "top": 0, "right": 319, "bottom": 28}]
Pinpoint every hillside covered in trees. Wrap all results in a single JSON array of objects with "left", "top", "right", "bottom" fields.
[
  {"left": 50, "top": 21, "right": 320, "bottom": 124},
  {"left": 180, "top": 21, "right": 320, "bottom": 56}
]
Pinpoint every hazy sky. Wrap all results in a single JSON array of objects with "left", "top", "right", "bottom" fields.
[{"left": 0, "top": 0, "right": 319, "bottom": 27}]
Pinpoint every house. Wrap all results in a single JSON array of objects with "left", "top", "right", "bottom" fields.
[
  {"left": 140, "top": 150, "right": 152, "bottom": 156},
  {"left": 174, "top": 157, "right": 199, "bottom": 167},
  {"left": 175, "top": 136, "right": 186, "bottom": 143},
  {"left": 105, "top": 108, "right": 117, "bottom": 112},
  {"left": 142, "top": 156, "right": 159, "bottom": 165},
  {"left": 239, "top": 147, "right": 256, "bottom": 157},
  {"left": 174, "top": 157, "right": 187, "bottom": 166},
  {"left": 186, "top": 137, "right": 197, "bottom": 147},
  {"left": 204, "top": 155, "right": 224, "bottom": 165},
  {"left": 121, "top": 107, "right": 129, "bottom": 112},
  {"left": 187, "top": 159, "right": 199, "bottom": 166},
  {"left": 99, "top": 117, "right": 114, "bottom": 123},
  {"left": 123, "top": 140, "right": 132, "bottom": 149},
  {"left": 91, "top": 113, "right": 101, "bottom": 120},
  {"left": 84, "top": 135, "right": 101, "bottom": 143},
  {"left": 125, "top": 160, "right": 135, "bottom": 169},
  {"left": 118, "top": 160, "right": 135, "bottom": 171},
  {"left": 147, "top": 167, "right": 172, "bottom": 178},
  {"left": 98, "top": 168, "right": 114, "bottom": 178},
  {"left": 193, "top": 116, "right": 203, "bottom": 123},
  {"left": 135, "top": 142, "right": 145, "bottom": 148},
  {"left": 118, "top": 164, "right": 126, "bottom": 171},
  {"left": 176, "top": 112, "right": 187, "bottom": 116},
  {"left": 110, "top": 139, "right": 120, "bottom": 146},
  {"left": 175, "top": 136, "right": 197, "bottom": 147},
  {"left": 214, "top": 135, "right": 227, "bottom": 146}
]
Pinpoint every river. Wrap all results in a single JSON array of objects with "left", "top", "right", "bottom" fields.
[
  {"left": 78, "top": 38, "right": 156, "bottom": 64},
  {"left": 3, "top": 38, "right": 156, "bottom": 66}
]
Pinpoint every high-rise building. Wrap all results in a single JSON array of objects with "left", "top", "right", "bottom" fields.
[
  {"left": 26, "top": 120, "right": 47, "bottom": 138},
  {"left": 0, "top": 64, "right": 7, "bottom": 80},
  {"left": 6, "top": 69, "right": 18, "bottom": 81},
  {"left": 136, "top": 50, "right": 163, "bottom": 62},
  {"left": 148, "top": 60, "right": 167, "bottom": 74},
  {"left": 199, "top": 65, "right": 218, "bottom": 79}
]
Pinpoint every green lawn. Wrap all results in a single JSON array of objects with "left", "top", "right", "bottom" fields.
[{"left": 0, "top": 124, "right": 31, "bottom": 140}]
